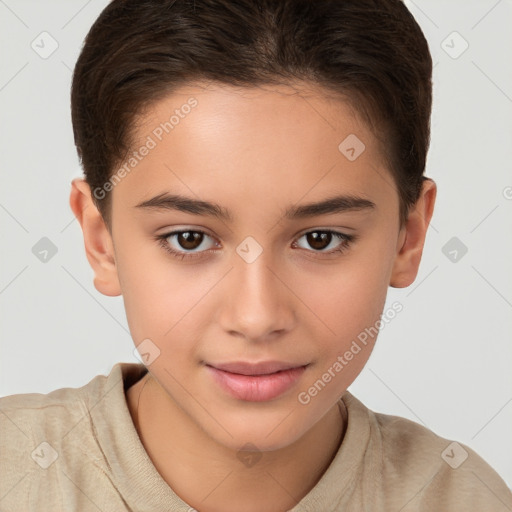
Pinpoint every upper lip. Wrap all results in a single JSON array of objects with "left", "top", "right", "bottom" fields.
[{"left": 207, "top": 361, "right": 307, "bottom": 376}]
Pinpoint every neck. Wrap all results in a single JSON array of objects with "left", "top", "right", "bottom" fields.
[{"left": 127, "top": 373, "right": 347, "bottom": 512}]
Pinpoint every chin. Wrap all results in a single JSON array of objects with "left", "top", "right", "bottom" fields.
[{"left": 203, "top": 410, "right": 311, "bottom": 453}]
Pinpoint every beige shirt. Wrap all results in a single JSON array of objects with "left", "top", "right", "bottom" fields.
[{"left": 1, "top": 362, "right": 511, "bottom": 511}]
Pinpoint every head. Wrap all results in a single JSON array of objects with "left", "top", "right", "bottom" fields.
[{"left": 69, "top": 0, "right": 436, "bottom": 451}]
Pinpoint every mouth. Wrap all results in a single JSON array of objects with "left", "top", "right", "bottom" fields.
[{"left": 205, "top": 361, "right": 309, "bottom": 402}]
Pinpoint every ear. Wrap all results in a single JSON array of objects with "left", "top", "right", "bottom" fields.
[
  {"left": 69, "top": 178, "right": 122, "bottom": 297},
  {"left": 390, "top": 178, "right": 437, "bottom": 288}
]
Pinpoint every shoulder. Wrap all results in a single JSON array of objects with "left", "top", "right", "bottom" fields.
[
  {"left": 0, "top": 367, "right": 110, "bottom": 442},
  {"left": 0, "top": 363, "right": 142, "bottom": 510},
  {"left": 344, "top": 393, "right": 512, "bottom": 511},
  {"left": 0, "top": 368, "right": 113, "bottom": 473}
]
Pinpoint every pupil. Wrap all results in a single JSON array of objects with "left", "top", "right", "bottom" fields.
[
  {"left": 179, "top": 231, "right": 202, "bottom": 250},
  {"left": 307, "top": 231, "right": 331, "bottom": 250}
]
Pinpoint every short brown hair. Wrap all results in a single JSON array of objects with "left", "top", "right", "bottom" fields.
[{"left": 71, "top": 0, "right": 432, "bottom": 231}]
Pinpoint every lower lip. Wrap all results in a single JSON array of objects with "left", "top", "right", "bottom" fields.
[{"left": 206, "top": 365, "right": 307, "bottom": 402}]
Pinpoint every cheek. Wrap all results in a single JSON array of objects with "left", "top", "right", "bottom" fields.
[
  {"left": 118, "top": 223, "right": 396, "bottom": 360},
  {"left": 293, "top": 266, "right": 390, "bottom": 407},
  {"left": 297, "top": 253, "right": 391, "bottom": 334},
  {"left": 292, "top": 235, "right": 395, "bottom": 373},
  {"left": 117, "top": 242, "right": 222, "bottom": 350}
]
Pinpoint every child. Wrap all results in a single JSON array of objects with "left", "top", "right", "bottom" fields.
[{"left": 1, "top": 0, "right": 511, "bottom": 510}]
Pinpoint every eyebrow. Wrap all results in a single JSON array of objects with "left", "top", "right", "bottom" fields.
[{"left": 134, "top": 192, "right": 376, "bottom": 221}]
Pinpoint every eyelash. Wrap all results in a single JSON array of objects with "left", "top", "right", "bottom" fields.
[{"left": 155, "top": 229, "right": 357, "bottom": 261}]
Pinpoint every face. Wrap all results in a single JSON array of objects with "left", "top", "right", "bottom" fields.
[{"left": 93, "top": 82, "right": 409, "bottom": 451}]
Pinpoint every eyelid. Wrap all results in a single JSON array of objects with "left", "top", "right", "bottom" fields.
[
  {"left": 155, "top": 225, "right": 216, "bottom": 238},
  {"left": 294, "top": 225, "right": 355, "bottom": 237}
]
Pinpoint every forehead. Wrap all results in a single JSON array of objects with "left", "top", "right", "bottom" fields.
[
  {"left": 113, "top": 81, "right": 396, "bottom": 219},
  {"left": 135, "top": 81, "right": 377, "bottom": 154}
]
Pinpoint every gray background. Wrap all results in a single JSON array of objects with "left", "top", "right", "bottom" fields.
[{"left": 1, "top": 0, "right": 511, "bottom": 489}]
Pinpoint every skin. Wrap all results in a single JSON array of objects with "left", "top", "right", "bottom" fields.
[{"left": 69, "top": 81, "right": 436, "bottom": 512}]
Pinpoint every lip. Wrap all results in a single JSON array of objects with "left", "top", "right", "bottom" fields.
[
  {"left": 205, "top": 361, "right": 308, "bottom": 402},
  {"left": 208, "top": 361, "right": 305, "bottom": 376}
]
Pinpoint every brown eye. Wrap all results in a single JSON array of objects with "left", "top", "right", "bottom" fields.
[
  {"left": 177, "top": 231, "right": 204, "bottom": 250},
  {"left": 305, "top": 231, "right": 332, "bottom": 250},
  {"left": 294, "top": 230, "right": 354, "bottom": 255},
  {"left": 158, "top": 230, "right": 218, "bottom": 258}
]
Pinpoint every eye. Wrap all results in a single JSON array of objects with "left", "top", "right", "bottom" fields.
[
  {"left": 293, "top": 230, "right": 355, "bottom": 255},
  {"left": 156, "top": 228, "right": 356, "bottom": 261},
  {"left": 156, "top": 229, "right": 219, "bottom": 260}
]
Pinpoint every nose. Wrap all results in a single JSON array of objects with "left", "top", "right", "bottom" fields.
[{"left": 217, "top": 248, "right": 297, "bottom": 343}]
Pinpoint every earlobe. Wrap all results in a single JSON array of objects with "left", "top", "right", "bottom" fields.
[
  {"left": 389, "top": 178, "right": 437, "bottom": 288},
  {"left": 69, "top": 178, "right": 122, "bottom": 297}
]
